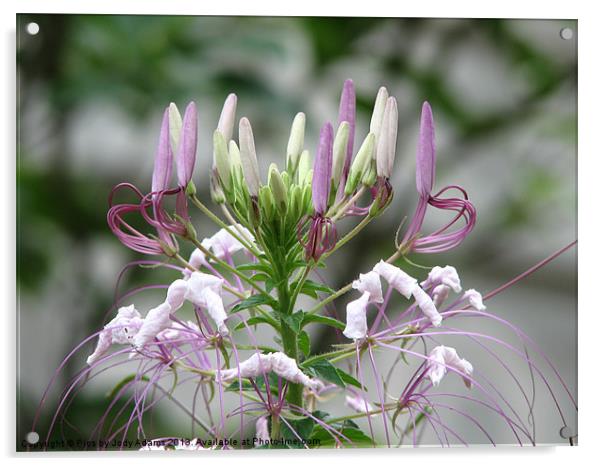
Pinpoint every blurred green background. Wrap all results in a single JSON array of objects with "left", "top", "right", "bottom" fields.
[{"left": 17, "top": 15, "right": 577, "bottom": 448}]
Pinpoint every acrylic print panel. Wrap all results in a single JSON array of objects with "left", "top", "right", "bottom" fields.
[{"left": 16, "top": 15, "right": 577, "bottom": 450}]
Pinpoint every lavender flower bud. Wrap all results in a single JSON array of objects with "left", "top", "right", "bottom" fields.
[
  {"left": 376, "top": 96, "right": 398, "bottom": 179},
  {"left": 416, "top": 101, "right": 435, "bottom": 199},
  {"left": 151, "top": 107, "right": 173, "bottom": 195},
  {"left": 168, "top": 102, "right": 182, "bottom": 156},
  {"left": 213, "top": 130, "right": 231, "bottom": 190},
  {"left": 344, "top": 133, "right": 375, "bottom": 195},
  {"left": 331, "top": 122, "right": 350, "bottom": 187},
  {"left": 239, "top": 117, "right": 261, "bottom": 197},
  {"left": 312, "top": 122, "right": 334, "bottom": 215},
  {"left": 369, "top": 87, "right": 389, "bottom": 141},
  {"left": 338, "top": 79, "right": 356, "bottom": 182},
  {"left": 217, "top": 93, "right": 237, "bottom": 143},
  {"left": 176, "top": 102, "right": 198, "bottom": 188},
  {"left": 286, "top": 112, "right": 305, "bottom": 172}
]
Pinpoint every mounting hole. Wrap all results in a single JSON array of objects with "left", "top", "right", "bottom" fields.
[
  {"left": 25, "top": 431, "right": 39, "bottom": 444},
  {"left": 560, "top": 27, "right": 573, "bottom": 40},
  {"left": 26, "top": 22, "right": 40, "bottom": 35},
  {"left": 559, "top": 425, "right": 573, "bottom": 439}
]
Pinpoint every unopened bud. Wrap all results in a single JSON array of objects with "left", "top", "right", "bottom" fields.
[
  {"left": 369, "top": 87, "right": 389, "bottom": 142},
  {"left": 297, "top": 150, "right": 312, "bottom": 185},
  {"left": 239, "top": 117, "right": 261, "bottom": 197},
  {"left": 168, "top": 102, "right": 182, "bottom": 156},
  {"left": 217, "top": 93, "right": 237, "bottom": 143},
  {"left": 213, "top": 130, "right": 231, "bottom": 190},
  {"left": 331, "top": 122, "right": 350, "bottom": 187},
  {"left": 286, "top": 112, "right": 305, "bottom": 173},
  {"left": 268, "top": 164, "right": 288, "bottom": 214},
  {"left": 345, "top": 133, "right": 375, "bottom": 195},
  {"left": 376, "top": 96, "right": 398, "bottom": 179}
]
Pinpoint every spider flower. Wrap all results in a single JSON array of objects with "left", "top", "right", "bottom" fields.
[
  {"left": 300, "top": 122, "right": 337, "bottom": 261},
  {"left": 221, "top": 352, "right": 323, "bottom": 390},
  {"left": 427, "top": 345, "right": 474, "bottom": 388},
  {"left": 337, "top": 79, "right": 356, "bottom": 186},
  {"left": 402, "top": 102, "right": 476, "bottom": 254},
  {"left": 343, "top": 291, "right": 371, "bottom": 340},
  {"left": 86, "top": 305, "right": 143, "bottom": 365}
]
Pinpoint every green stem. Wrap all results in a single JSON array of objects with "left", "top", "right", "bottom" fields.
[
  {"left": 190, "top": 194, "right": 261, "bottom": 258},
  {"left": 306, "top": 283, "right": 352, "bottom": 316},
  {"left": 276, "top": 280, "right": 304, "bottom": 408}
]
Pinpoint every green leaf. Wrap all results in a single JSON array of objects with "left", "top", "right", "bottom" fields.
[
  {"left": 299, "top": 280, "right": 335, "bottom": 299},
  {"left": 305, "top": 360, "right": 346, "bottom": 388},
  {"left": 231, "top": 294, "right": 276, "bottom": 313},
  {"left": 237, "top": 262, "right": 273, "bottom": 275},
  {"left": 234, "top": 316, "right": 280, "bottom": 331},
  {"left": 310, "top": 423, "right": 373, "bottom": 447},
  {"left": 282, "top": 310, "right": 305, "bottom": 335},
  {"left": 302, "top": 314, "right": 345, "bottom": 330},
  {"left": 298, "top": 331, "right": 310, "bottom": 357},
  {"left": 336, "top": 369, "right": 363, "bottom": 389}
]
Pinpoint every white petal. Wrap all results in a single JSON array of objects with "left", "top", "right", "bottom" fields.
[
  {"left": 343, "top": 292, "right": 371, "bottom": 340},
  {"left": 421, "top": 266, "right": 462, "bottom": 294},
  {"left": 201, "top": 288, "right": 229, "bottom": 336},
  {"left": 183, "top": 247, "right": 208, "bottom": 277},
  {"left": 427, "top": 345, "right": 473, "bottom": 388},
  {"left": 352, "top": 271, "right": 384, "bottom": 304},
  {"left": 86, "top": 305, "right": 142, "bottom": 364},
  {"left": 134, "top": 302, "right": 172, "bottom": 349},
  {"left": 166, "top": 279, "right": 188, "bottom": 310},
  {"left": 432, "top": 284, "right": 450, "bottom": 307},
  {"left": 345, "top": 393, "right": 374, "bottom": 414},
  {"left": 373, "top": 260, "right": 417, "bottom": 299},
  {"left": 270, "top": 352, "right": 321, "bottom": 389},
  {"left": 86, "top": 330, "right": 112, "bottom": 365},
  {"left": 221, "top": 352, "right": 272, "bottom": 381},
  {"left": 463, "top": 289, "right": 486, "bottom": 311},
  {"left": 186, "top": 271, "right": 224, "bottom": 302},
  {"left": 255, "top": 417, "right": 270, "bottom": 442},
  {"left": 412, "top": 286, "right": 442, "bottom": 327}
]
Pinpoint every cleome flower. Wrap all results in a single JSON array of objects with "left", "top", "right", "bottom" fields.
[
  {"left": 220, "top": 352, "right": 323, "bottom": 391},
  {"left": 426, "top": 345, "right": 474, "bottom": 388}
]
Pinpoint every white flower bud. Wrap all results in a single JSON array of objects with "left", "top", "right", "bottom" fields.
[{"left": 239, "top": 117, "right": 261, "bottom": 197}]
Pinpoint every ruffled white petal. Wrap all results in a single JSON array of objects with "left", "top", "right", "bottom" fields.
[
  {"left": 411, "top": 286, "right": 442, "bottom": 327},
  {"left": 220, "top": 352, "right": 322, "bottom": 390},
  {"left": 166, "top": 279, "right": 188, "bottom": 310},
  {"left": 427, "top": 345, "right": 473, "bottom": 388},
  {"left": 432, "top": 284, "right": 450, "bottom": 308},
  {"left": 373, "top": 260, "right": 417, "bottom": 299},
  {"left": 352, "top": 271, "right": 384, "bottom": 304},
  {"left": 343, "top": 292, "right": 371, "bottom": 340},
  {"left": 221, "top": 352, "right": 272, "bottom": 381},
  {"left": 421, "top": 265, "right": 462, "bottom": 293},
  {"left": 186, "top": 271, "right": 228, "bottom": 336},
  {"left": 183, "top": 225, "right": 255, "bottom": 278},
  {"left": 463, "top": 289, "right": 486, "bottom": 311},
  {"left": 134, "top": 302, "right": 172, "bottom": 349},
  {"left": 86, "top": 305, "right": 143, "bottom": 365}
]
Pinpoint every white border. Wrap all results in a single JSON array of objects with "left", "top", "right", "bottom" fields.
[{"left": 3, "top": 1, "right": 601, "bottom": 465}]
